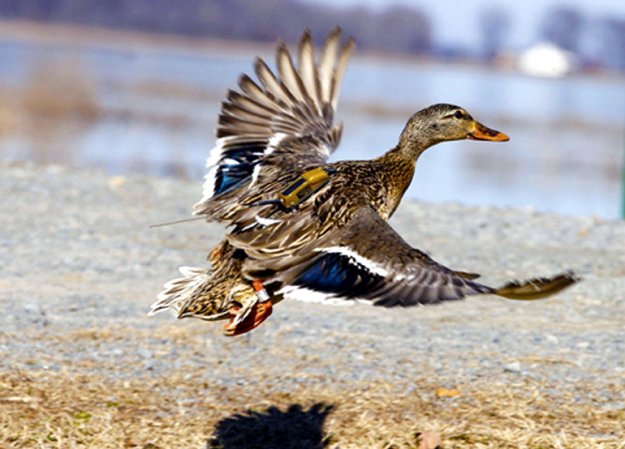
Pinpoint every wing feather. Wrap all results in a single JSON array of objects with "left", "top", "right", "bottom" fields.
[
  {"left": 298, "top": 30, "right": 321, "bottom": 113},
  {"left": 221, "top": 101, "right": 273, "bottom": 122},
  {"left": 319, "top": 27, "right": 340, "bottom": 104},
  {"left": 253, "top": 58, "right": 292, "bottom": 106},
  {"left": 241, "top": 207, "right": 494, "bottom": 307},
  {"left": 331, "top": 37, "right": 355, "bottom": 110},
  {"left": 277, "top": 43, "right": 307, "bottom": 103},
  {"left": 260, "top": 207, "right": 577, "bottom": 306}
]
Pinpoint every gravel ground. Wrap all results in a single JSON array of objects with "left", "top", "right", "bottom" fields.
[{"left": 1, "top": 163, "right": 624, "bottom": 446}]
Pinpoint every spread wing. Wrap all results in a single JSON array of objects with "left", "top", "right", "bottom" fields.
[
  {"left": 194, "top": 28, "right": 355, "bottom": 219},
  {"left": 247, "top": 207, "right": 495, "bottom": 307}
]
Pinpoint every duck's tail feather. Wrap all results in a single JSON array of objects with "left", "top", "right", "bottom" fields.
[
  {"left": 149, "top": 266, "right": 229, "bottom": 321},
  {"left": 493, "top": 271, "right": 579, "bottom": 300}
]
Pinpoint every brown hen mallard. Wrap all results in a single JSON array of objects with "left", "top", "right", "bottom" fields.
[{"left": 149, "top": 28, "right": 578, "bottom": 335}]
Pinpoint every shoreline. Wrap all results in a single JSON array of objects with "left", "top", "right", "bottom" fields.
[{"left": 2, "top": 19, "right": 625, "bottom": 85}]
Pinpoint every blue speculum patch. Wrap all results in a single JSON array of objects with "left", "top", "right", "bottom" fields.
[
  {"left": 214, "top": 165, "right": 250, "bottom": 195},
  {"left": 295, "top": 252, "right": 378, "bottom": 296},
  {"left": 213, "top": 143, "right": 266, "bottom": 196}
]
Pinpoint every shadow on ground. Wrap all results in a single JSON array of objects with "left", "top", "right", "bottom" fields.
[{"left": 208, "top": 403, "right": 334, "bottom": 449}]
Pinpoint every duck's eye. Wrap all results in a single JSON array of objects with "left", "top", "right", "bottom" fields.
[{"left": 453, "top": 110, "right": 464, "bottom": 119}]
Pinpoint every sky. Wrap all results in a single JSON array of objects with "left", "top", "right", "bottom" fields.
[{"left": 305, "top": 0, "right": 625, "bottom": 49}]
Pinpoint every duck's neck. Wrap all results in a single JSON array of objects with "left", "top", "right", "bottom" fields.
[
  {"left": 370, "top": 149, "right": 415, "bottom": 220},
  {"left": 373, "top": 133, "right": 441, "bottom": 218},
  {"left": 395, "top": 126, "right": 442, "bottom": 159}
]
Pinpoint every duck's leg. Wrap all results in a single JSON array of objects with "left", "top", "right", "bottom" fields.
[
  {"left": 209, "top": 242, "right": 224, "bottom": 262},
  {"left": 223, "top": 280, "right": 273, "bottom": 336}
]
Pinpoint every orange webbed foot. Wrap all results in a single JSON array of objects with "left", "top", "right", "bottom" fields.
[
  {"left": 223, "top": 280, "right": 272, "bottom": 336},
  {"left": 223, "top": 301, "right": 273, "bottom": 336}
]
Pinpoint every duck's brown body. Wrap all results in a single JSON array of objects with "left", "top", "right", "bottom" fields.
[
  {"left": 225, "top": 156, "right": 414, "bottom": 262},
  {"left": 252, "top": 153, "right": 416, "bottom": 229}
]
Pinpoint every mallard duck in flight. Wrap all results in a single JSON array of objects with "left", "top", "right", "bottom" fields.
[{"left": 150, "top": 27, "right": 578, "bottom": 335}]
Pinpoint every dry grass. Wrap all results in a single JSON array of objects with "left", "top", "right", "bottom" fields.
[
  {"left": 3, "top": 324, "right": 624, "bottom": 448},
  {"left": 1, "top": 368, "right": 623, "bottom": 449},
  {"left": 19, "top": 59, "right": 100, "bottom": 123},
  {"left": 0, "top": 90, "right": 20, "bottom": 136},
  {"left": 0, "top": 58, "right": 100, "bottom": 133},
  {"left": 0, "top": 57, "right": 101, "bottom": 165}
]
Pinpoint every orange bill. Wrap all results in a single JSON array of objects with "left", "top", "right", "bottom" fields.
[{"left": 469, "top": 121, "right": 509, "bottom": 141}]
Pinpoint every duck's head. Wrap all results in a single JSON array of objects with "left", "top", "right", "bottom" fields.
[{"left": 399, "top": 103, "right": 509, "bottom": 153}]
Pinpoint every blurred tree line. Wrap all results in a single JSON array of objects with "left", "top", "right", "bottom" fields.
[
  {"left": 539, "top": 6, "right": 625, "bottom": 70},
  {"left": 1, "top": 0, "right": 625, "bottom": 71},
  {"left": 0, "top": 0, "right": 431, "bottom": 54},
  {"left": 481, "top": 5, "right": 625, "bottom": 70}
]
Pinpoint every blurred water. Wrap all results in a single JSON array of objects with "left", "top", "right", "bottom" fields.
[{"left": 0, "top": 38, "right": 624, "bottom": 218}]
